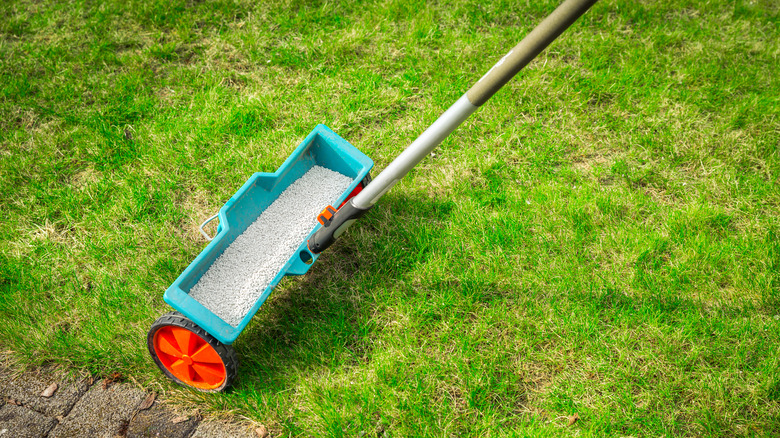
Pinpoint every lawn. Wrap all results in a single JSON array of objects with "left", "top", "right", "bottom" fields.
[{"left": 1, "top": 0, "right": 779, "bottom": 436}]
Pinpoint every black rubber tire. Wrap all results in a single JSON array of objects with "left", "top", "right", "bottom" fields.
[{"left": 147, "top": 312, "right": 238, "bottom": 392}]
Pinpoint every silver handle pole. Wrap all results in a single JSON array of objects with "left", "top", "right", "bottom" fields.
[
  {"left": 309, "top": 0, "right": 598, "bottom": 254},
  {"left": 352, "top": 94, "right": 477, "bottom": 209},
  {"left": 352, "top": 0, "right": 597, "bottom": 209}
]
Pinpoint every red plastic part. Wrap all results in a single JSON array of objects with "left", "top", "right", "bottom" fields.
[
  {"left": 339, "top": 184, "right": 364, "bottom": 208},
  {"left": 152, "top": 326, "right": 227, "bottom": 390}
]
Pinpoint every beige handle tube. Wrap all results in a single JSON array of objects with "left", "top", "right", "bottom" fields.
[
  {"left": 466, "top": 0, "right": 598, "bottom": 107},
  {"left": 311, "top": 0, "right": 598, "bottom": 253},
  {"left": 354, "top": 0, "right": 598, "bottom": 210}
]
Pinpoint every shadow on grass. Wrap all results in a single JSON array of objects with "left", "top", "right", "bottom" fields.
[{"left": 228, "top": 193, "right": 450, "bottom": 393}]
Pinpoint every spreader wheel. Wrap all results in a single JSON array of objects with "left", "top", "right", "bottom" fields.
[{"left": 147, "top": 312, "right": 238, "bottom": 392}]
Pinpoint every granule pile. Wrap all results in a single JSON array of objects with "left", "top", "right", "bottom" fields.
[{"left": 189, "top": 165, "right": 353, "bottom": 326}]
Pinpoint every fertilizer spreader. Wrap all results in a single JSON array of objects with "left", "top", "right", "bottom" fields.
[{"left": 147, "top": 0, "right": 597, "bottom": 392}]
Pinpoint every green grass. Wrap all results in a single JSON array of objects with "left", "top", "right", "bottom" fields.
[{"left": 1, "top": 0, "right": 779, "bottom": 435}]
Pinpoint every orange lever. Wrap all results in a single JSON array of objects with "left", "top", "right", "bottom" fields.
[{"left": 317, "top": 205, "right": 337, "bottom": 226}]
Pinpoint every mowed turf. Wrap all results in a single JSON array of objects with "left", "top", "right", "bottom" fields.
[{"left": 1, "top": 0, "right": 779, "bottom": 436}]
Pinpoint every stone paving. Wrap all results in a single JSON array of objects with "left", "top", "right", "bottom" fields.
[{"left": 0, "top": 367, "right": 261, "bottom": 438}]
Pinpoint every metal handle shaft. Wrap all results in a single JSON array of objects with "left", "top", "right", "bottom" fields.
[
  {"left": 353, "top": 0, "right": 597, "bottom": 210},
  {"left": 309, "top": 0, "right": 598, "bottom": 254},
  {"left": 466, "top": 0, "right": 598, "bottom": 106}
]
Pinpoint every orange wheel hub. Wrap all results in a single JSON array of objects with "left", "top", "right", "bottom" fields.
[{"left": 153, "top": 326, "right": 227, "bottom": 390}]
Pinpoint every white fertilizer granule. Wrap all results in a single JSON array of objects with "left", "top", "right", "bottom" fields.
[{"left": 189, "top": 165, "right": 353, "bottom": 326}]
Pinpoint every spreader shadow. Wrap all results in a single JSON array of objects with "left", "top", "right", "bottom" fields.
[{"left": 230, "top": 192, "right": 456, "bottom": 393}]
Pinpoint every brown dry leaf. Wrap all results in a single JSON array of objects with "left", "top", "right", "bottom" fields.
[
  {"left": 41, "top": 382, "right": 58, "bottom": 398},
  {"left": 102, "top": 372, "right": 125, "bottom": 389},
  {"left": 138, "top": 393, "right": 156, "bottom": 410},
  {"left": 56, "top": 415, "right": 64, "bottom": 422},
  {"left": 568, "top": 413, "right": 580, "bottom": 426},
  {"left": 171, "top": 416, "right": 188, "bottom": 424},
  {"left": 7, "top": 399, "right": 21, "bottom": 406},
  {"left": 255, "top": 425, "right": 269, "bottom": 438}
]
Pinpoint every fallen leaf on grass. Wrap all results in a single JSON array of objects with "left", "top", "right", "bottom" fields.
[
  {"left": 41, "top": 383, "right": 58, "bottom": 398},
  {"left": 7, "top": 398, "right": 21, "bottom": 406},
  {"left": 138, "top": 393, "right": 155, "bottom": 410},
  {"left": 171, "top": 416, "right": 188, "bottom": 424},
  {"left": 255, "top": 425, "right": 269, "bottom": 438},
  {"left": 102, "top": 372, "right": 124, "bottom": 389},
  {"left": 568, "top": 413, "right": 580, "bottom": 426}
]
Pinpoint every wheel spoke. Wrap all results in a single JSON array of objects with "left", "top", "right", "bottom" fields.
[
  {"left": 171, "top": 327, "right": 194, "bottom": 354},
  {"left": 192, "top": 363, "right": 225, "bottom": 386},
  {"left": 190, "top": 344, "right": 223, "bottom": 364},
  {"left": 169, "top": 359, "right": 195, "bottom": 383},
  {"left": 156, "top": 332, "right": 183, "bottom": 358}
]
